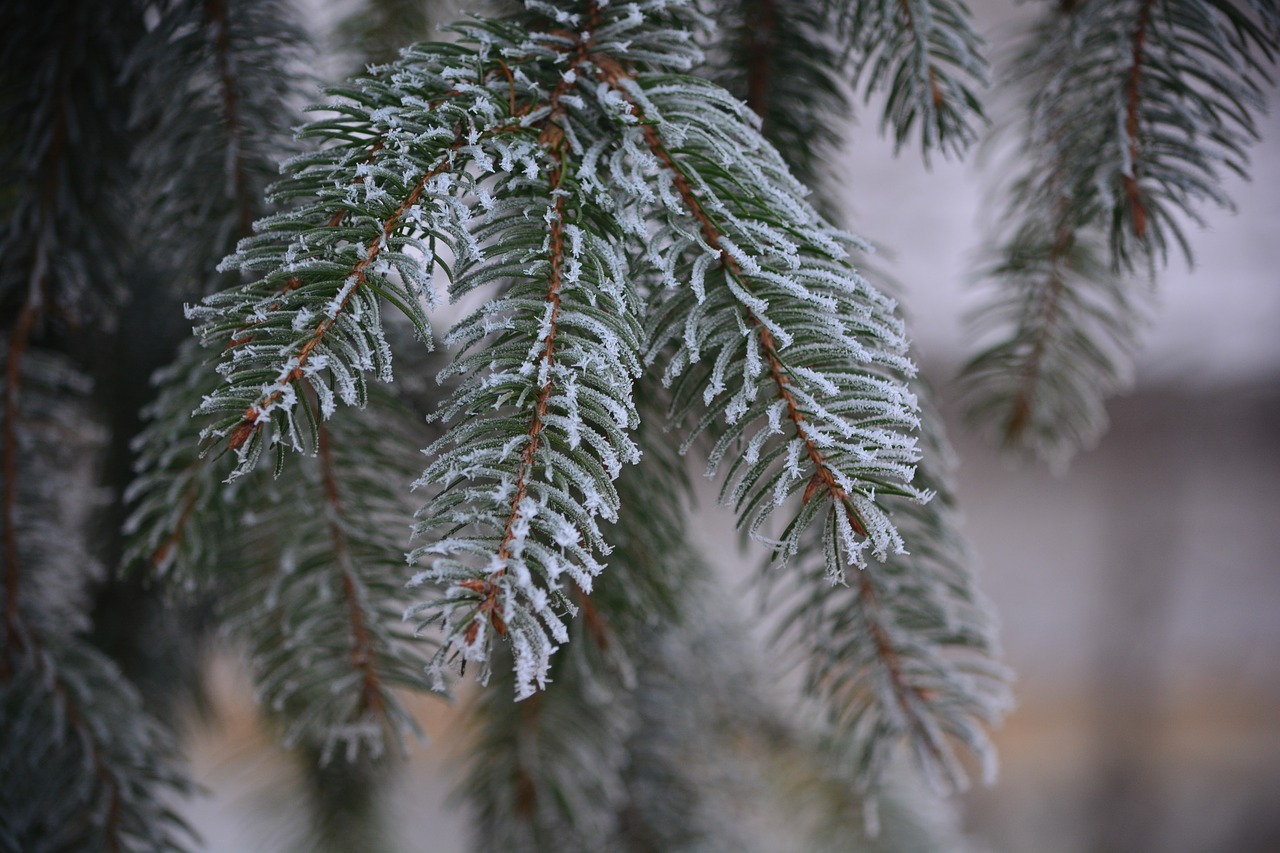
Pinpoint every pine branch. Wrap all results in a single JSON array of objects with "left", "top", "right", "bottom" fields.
[
  {"left": 831, "top": 0, "right": 989, "bottom": 159},
  {"left": 125, "top": 340, "right": 244, "bottom": 580},
  {"left": 958, "top": 0, "right": 1275, "bottom": 462},
  {"left": 462, "top": 392, "right": 711, "bottom": 849},
  {"left": 0, "top": 0, "right": 146, "bottom": 320},
  {"left": 125, "top": 0, "right": 315, "bottom": 576},
  {"left": 129, "top": 0, "right": 310, "bottom": 297},
  {"left": 1, "top": 0, "right": 137, "bottom": 633},
  {"left": 595, "top": 45, "right": 1006, "bottom": 793},
  {"left": 1019, "top": 0, "right": 1277, "bottom": 272},
  {"left": 710, "top": 4, "right": 1010, "bottom": 785},
  {"left": 1, "top": 347, "right": 103, "bottom": 656},
  {"left": 409, "top": 14, "right": 649, "bottom": 697},
  {"left": 622, "top": 70, "right": 921, "bottom": 568},
  {"left": 188, "top": 43, "right": 528, "bottom": 473},
  {"left": 0, "top": 638, "right": 196, "bottom": 853},
  {"left": 762, "top": 384, "right": 1010, "bottom": 795},
  {"left": 709, "top": 0, "right": 849, "bottom": 200},
  {"left": 962, "top": 220, "right": 1142, "bottom": 465},
  {"left": 231, "top": 394, "right": 433, "bottom": 760},
  {"left": 187, "top": 9, "right": 1001, "bottom": 791},
  {"left": 0, "top": 7, "right": 198, "bottom": 843},
  {"left": 129, "top": 340, "right": 436, "bottom": 760},
  {"left": 1, "top": 344, "right": 193, "bottom": 851}
]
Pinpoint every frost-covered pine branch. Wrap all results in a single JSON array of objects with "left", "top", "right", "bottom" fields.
[
  {"left": 460, "top": 392, "right": 712, "bottom": 850},
  {"left": 128, "top": 337, "right": 438, "bottom": 760},
  {"left": 710, "top": 0, "right": 1010, "bottom": 796},
  {"left": 763, "top": 388, "right": 1010, "bottom": 795},
  {"left": 962, "top": 0, "right": 1278, "bottom": 464},
  {"left": 126, "top": 0, "right": 439, "bottom": 767},
  {"left": 631, "top": 58, "right": 1006, "bottom": 792},
  {"left": 176, "top": 0, "right": 1006, "bottom": 799}
]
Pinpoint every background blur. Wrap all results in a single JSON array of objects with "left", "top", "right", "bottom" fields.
[{"left": 184, "top": 1, "right": 1280, "bottom": 850}]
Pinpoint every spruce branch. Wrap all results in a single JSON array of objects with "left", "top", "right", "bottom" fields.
[
  {"left": 125, "top": 340, "right": 244, "bottom": 580},
  {"left": 230, "top": 394, "right": 434, "bottom": 760},
  {"left": 182, "top": 5, "right": 1004, "bottom": 799},
  {"left": 0, "top": 638, "right": 196, "bottom": 853},
  {"left": 129, "top": 345, "right": 436, "bottom": 759},
  {"left": 599, "top": 49, "right": 1003, "bottom": 794},
  {"left": 960, "top": 0, "right": 1275, "bottom": 463},
  {"left": 1023, "top": 0, "right": 1278, "bottom": 272},
  {"left": 710, "top": 0, "right": 848, "bottom": 198},
  {"left": 2, "top": 0, "right": 139, "bottom": 631},
  {"left": 713, "top": 0, "right": 1009, "bottom": 796},
  {"left": 128, "top": 0, "right": 310, "bottom": 296},
  {"left": 189, "top": 53, "right": 531, "bottom": 474},
  {"left": 409, "top": 12, "right": 649, "bottom": 698},
  {"left": 0, "top": 0, "right": 141, "bottom": 322},
  {"left": 831, "top": 0, "right": 989, "bottom": 158},
  {"left": 0, "top": 5, "right": 198, "bottom": 842},
  {"left": 962, "top": 222, "right": 1141, "bottom": 466},
  {"left": 461, "top": 396, "right": 710, "bottom": 850},
  {"left": 623, "top": 70, "right": 922, "bottom": 569},
  {"left": 1, "top": 345, "right": 194, "bottom": 851}
]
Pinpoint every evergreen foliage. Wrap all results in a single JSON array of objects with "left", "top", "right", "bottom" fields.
[
  {"left": 961, "top": 0, "right": 1279, "bottom": 465},
  {"left": 174, "top": 3, "right": 1005, "bottom": 805},
  {"left": 1, "top": 2, "right": 194, "bottom": 849},
  {"left": 3, "top": 0, "right": 1272, "bottom": 849}
]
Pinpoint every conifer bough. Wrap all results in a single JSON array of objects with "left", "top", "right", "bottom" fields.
[{"left": 186, "top": 0, "right": 1005, "bottom": 797}]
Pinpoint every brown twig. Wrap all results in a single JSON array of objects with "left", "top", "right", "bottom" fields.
[
  {"left": 1123, "top": 0, "right": 1155, "bottom": 239},
  {"left": 743, "top": 0, "right": 778, "bottom": 121},
  {"left": 854, "top": 567, "right": 948, "bottom": 768},
  {"left": 1003, "top": 217, "right": 1073, "bottom": 444},
  {"left": 205, "top": 0, "right": 256, "bottom": 238},
  {"left": 316, "top": 417, "right": 386, "bottom": 718}
]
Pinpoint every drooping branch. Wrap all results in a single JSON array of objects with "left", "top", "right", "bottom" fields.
[
  {"left": 852, "top": 561, "right": 949, "bottom": 769},
  {"left": 3, "top": 42, "right": 63, "bottom": 663},
  {"left": 1002, "top": 219, "right": 1072, "bottom": 444},
  {"left": 597, "top": 59, "right": 869, "bottom": 536},
  {"left": 464, "top": 24, "right": 598, "bottom": 645},
  {"left": 40, "top": 650, "right": 125, "bottom": 851},
  {"left": 224, "top": 131, "right": 475, "bottom": 451}
]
